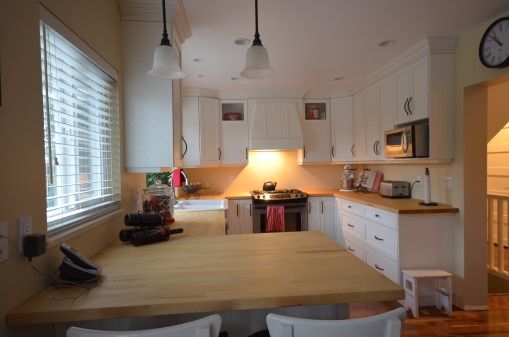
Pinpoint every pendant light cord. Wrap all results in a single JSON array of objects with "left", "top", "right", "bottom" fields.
[
  {"left": 160, "top": 0, "right": 171, "bottom": 46},
  {"left": 253, "top": 0, "right": 262, "bottom": 46}
]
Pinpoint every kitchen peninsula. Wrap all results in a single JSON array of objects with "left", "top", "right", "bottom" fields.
[{"left": 7, "top": 232, "right": 403, "bottom": 335}]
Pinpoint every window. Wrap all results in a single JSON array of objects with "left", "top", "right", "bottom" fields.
[{"left": 39, "top": 9, "right": 120, "bottom": 233}]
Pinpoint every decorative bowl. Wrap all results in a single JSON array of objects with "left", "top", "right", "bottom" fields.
[{"left": 181, "top": 183, "right": 203, "bottom": 194}]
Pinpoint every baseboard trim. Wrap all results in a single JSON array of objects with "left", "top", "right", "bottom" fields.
[{"left": 460, "top": 305, "right": 488, "bottom": 311}]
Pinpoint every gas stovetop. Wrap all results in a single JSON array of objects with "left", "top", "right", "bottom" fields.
[{"left": 251, "top": 189, "right": 308, "bottom": 201}]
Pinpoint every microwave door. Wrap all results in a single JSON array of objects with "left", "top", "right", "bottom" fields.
[
  {"left": 385, "top": 131, "right": 404, "bottom": 157},
  {"left": 401, "top": 132, "right": 408, "bottom": 153}
]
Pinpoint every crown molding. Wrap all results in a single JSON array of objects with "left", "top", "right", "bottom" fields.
[
  {"left": 245, "top": 90, "right": 307, "bottom": 99},
  {"left": 183, "top": 87, "right": 219, "bottom": 98}
]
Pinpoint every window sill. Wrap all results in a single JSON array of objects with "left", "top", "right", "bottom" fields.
[{"left": 46, "top": 209, "right": 124, "bottom": 249}]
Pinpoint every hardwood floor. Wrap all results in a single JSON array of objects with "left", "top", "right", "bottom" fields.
[{"left": 350, "top": 294, "right": 509, "bottom": 337}]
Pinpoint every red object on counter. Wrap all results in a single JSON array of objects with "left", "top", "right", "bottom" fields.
[
  {"left": 172, "top": 168, "right": 182, "bottom": 187},
  {"left": 267, "top": 206, "right": 285, "bottom": 232}
]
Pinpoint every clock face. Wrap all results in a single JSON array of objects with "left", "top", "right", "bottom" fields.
[{"left": 479, "top": 17, "right": 509, "bottom": 68}]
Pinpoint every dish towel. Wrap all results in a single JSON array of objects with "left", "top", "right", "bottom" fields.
[
  {"left": 172, "top": 168, "right": 182, "bottom": 187},
  {"left": 266, "top": 206, "right": 285, "bottom": 232}
]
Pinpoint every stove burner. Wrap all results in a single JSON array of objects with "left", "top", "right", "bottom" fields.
[{"left": 251, "top": 189, "right": 308, "bottom": 201}]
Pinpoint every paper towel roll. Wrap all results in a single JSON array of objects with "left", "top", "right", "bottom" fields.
[{"left": 424, "top": 167, "right": 431, "bottom": 204}]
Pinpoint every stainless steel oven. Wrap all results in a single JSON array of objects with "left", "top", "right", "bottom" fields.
[{"left": 251, "top": 189, "right": 308, "bottom": 233}]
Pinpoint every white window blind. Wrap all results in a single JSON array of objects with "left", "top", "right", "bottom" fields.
[{"left": 40, "top": 16, "right": 120, "bottom": 233}]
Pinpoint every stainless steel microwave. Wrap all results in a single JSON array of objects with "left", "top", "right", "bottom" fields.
[{"left": 384, "top": 124, "right": 429, "bottom": 158}]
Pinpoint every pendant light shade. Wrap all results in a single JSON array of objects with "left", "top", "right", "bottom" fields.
[
  {"left": 148, "top": 0, "right": 185, "bottom": 79},
  {"left": 241, "top": 0, "right": 273, "bottom": 79}
]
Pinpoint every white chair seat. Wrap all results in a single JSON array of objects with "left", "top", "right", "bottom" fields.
[
  {"left": 66, "top": 314, "right": 221, "bottom": 337},
  {"left": 266, "top": 308, "right": 406, "bottom": 337}
]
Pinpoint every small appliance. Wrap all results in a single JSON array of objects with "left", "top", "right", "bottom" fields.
[
  {"left": 262, "top": 181, "right": 277, "bottom": 191},
  {"left": 340, "top": 165, "right": 357, "bottom": 192},
  {"left": 384, "top": 122, "right": 429, "bottom": 158},
  {"left": 379, "top": 181, "right": 412, "bottom": 198}
]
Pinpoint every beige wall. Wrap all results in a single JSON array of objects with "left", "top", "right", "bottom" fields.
[
  {"left": 488, "top": 122, "right": 509, "bottom": 196},
  {"left": 0, "top": 1, "right": 126, "bottom": 336},
  {"left": 487, "top": 79, "right": 509, "bottom": 141}
]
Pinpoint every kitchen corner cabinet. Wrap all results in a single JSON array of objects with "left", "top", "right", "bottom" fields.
[
  {"left": 226, "top": 199, "right": 253, "bottom": 235},
  {"left": 182, "top": 96, "right": 221, "bottom": 167},
  {"left": 299, "top": 100, "right": 332, "bottom": 164},
  {"left": 353, "top": 92, "right": 366, "bottom": 161},
  {"left": 338, "top": 197, "right": 455, "bottom": 285},
  {"left": 331, "top": 97, "right": 354, "bottom": 162},
  {"left": 395, "top": 57, "right": 429, "bottom": 124},
  {"left": 308, "top": 197, "right": 335, "bottom": 241},
  {"left": 221, "top": 100, "right": 249, "bottom": 165}
]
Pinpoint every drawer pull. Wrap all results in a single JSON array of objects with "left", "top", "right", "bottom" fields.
[
  {"left": 375, "top": 214, "right": 380, "bottom": 218},
  {"left": 374, "top": 235, "right": 384, "bottom": 241},
  {"left": 347, "top": 223, "right": 355, "bottom": 228},
  {"left": 347, "top": 247, "right": 355, "bottom": 252},
  {"left": 347, "top": 205, "right": 352, "bottom": 209},
  {"left": 375, "top": 264, "right": 384, "bottom": 271}
]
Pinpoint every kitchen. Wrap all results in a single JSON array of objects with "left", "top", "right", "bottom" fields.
[{"left": 1, "top": 1, "right": 509, "bottom": 337}]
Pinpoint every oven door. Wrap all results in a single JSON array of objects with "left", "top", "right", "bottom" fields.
[
  {"left": 384, "top": 126, "right": 413, "bottom": 158},
  {"left": 252, "top": 203, "right": 308, "bottom": 233}
]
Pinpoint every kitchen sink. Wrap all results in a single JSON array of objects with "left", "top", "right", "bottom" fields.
[{"left": 174, "top": 199, "right": 227, "bottom": 212}]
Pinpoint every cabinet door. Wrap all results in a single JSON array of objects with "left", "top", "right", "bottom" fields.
[
  {"left": 364, "top": 85, "right": 381, "bottom": 160},
  {"left": 182, "top": 97, "right": 201, "bottom": 167},
  {"left": 226, "top": 200, "right": 241, "bottom": 235},
  {"left": 331, "top": 97, "right": 354, "bottom": 161},
  {"left": 240, "top": 200, "right": 253, "bottom": 234},
  {"left": 409, "top": 57, "right": 429, "bottom": 121},
  {"left": 307, "top": 198, "right": 322, "bottom": 232},
  {"left": 379, "top": 77, "right": 396, "bottom": 159},
  {"left": 199, "top": 97, "right": 221, "bottom": 165},
  {"left": 221, "top": 100, "right": 249, "bottom": 165},
  {"left": 395, "top": 67, "right": 411, "bottom": 125},
  {"left": 301, "top": 101, "right": 331, "bottom": 163},
  {"left": 334, "top": 198, "right": 344, "bottom": 246},
  {"left": 353, "top": 92, "right": 366, "bottom": 161},
  {"left": 321, "top": 197, "right": 336, "bottom": 241}
]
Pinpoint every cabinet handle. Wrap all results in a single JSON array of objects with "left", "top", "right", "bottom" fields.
[
  {"left": 347, "top": 247, "right": 355, "bottom": 252},
  {"left": 373, "top": 141, "right": 377, "bottom": 155},
  {"left": 245, "top": 147, "right": 248, "bottom": 160},
  {"left": 408, "top": 96, "right": 413, "bottom": 115},
  {"left": 375, "top": 140, "right": 381, "bottom": 156},
  {"left": 404, "top": 97, "right": 409, "bottom": 115},
  {"left": 374, "top": 235, "right": 384, "bottom": 241},
  {"left": 303, "top": 146, "right": 306, "bottom": 158},
  {"left": 375, "top": 264, "right": 385, "bottom": 271},
  {"left": 321, "top": 201, "right": 324, "bottom": 214},
  {"left": 218, "top": 148, "right": 222, "bottom": 161},
  {"left": 181, "top": 136, "right": 188, "bottom": 159},
  {"left": 236, "top": 203, "right": 239, "bottom": 217},
  {"left": 347, "top": 223, "right": 354, "bottom": 228},
  {"left": 347, "top": 205, "right": 352, "bottom": 209},
  {"left": 375, "top": 213, "right": 380, "bottom": 218},
  {"left": 308, "top": 201, "right": 311, "bottom": 214},
  {"left": 331, "top": 146, "right": 335, "bottom": 158},
  {"left": 249, "top": 204, "right": 252, "bottom": 217},
  {"left": 351, "top": 144, "right": 355, "bottom": 157}
]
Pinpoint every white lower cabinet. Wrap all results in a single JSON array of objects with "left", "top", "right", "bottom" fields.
[
  {"left": 307, "top": 197, "right": 335, "bottom": 241},
  {"left": 338, "top": 197, "right": 455, "bottom": 285},
  {"left": 226, "top": 199, "right": 252, "bottom": 234}
]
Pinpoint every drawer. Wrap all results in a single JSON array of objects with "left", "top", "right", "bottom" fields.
[
  {"left": 365, "top": 220, "right": 398, "bottom": 261},
  {"left": 344, "top": 237, "right": 365, "bottom": 261},
  {"left": 341, "top": 199, "right": 365, "bottom": 217},
  {"left": 365, "top": 248, "right": 399, "bottom": 284},
  {"left": 365, "top": 206, "right": 398, "bottom": 229},
  {"left": 341, "top": 212, "right": 365, "bottom": 242}
]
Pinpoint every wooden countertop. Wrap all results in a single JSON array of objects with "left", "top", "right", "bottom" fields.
[
  {"left": 220, "top": 189, "right": 459, "bottom": 214},
  {"left": 7, "top": 232, "right": 403, "bottom": 326},
  {"left": 171, "top": 210, "right": 226, "bottom": 237}
]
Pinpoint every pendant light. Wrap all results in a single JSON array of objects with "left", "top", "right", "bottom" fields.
[
  {"left": 241, "top": 0, "right": 274, "bottom": 79},
  {"left": 148, "top": 0, "right": 185, "bottom": 79}
]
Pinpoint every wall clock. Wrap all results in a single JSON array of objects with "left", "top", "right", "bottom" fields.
[{"left": 479, "top": 17, "right": 509, "bottom": 68}]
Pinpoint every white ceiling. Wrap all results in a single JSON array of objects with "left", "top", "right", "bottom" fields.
[{"left": 181, "top": 0, "right": 509, "bottom": 92}]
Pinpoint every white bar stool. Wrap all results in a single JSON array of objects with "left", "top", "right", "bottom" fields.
[{"left": 401, "top": 269, "right": 453, "bottom": 318}]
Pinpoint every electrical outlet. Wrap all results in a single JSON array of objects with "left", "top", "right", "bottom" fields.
[
  {"left": 0, "top": 221, "right": 8, "bottom": 262},
  {"left": 18, "top": 216, "right": 33, "bottom": 253}
]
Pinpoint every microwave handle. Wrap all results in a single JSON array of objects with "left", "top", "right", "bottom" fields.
[{"left": 401, "top": 132, "right": 408, "bottom": 153}]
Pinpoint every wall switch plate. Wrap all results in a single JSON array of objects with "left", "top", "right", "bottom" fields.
[
  {"left": 445, "top": 177, "right": 453, "bottom": 189},
  {"left": 0, "top": 221, "right": 8, "bottom": 262},
  {"left": 18, "top": 216, "right": 33, "bottom": 253}
]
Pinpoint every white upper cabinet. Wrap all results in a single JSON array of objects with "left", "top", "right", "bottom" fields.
[
  {"left": 379, "top": 76, "right": 396, "bottom": 159},
  {"left": 331, "top": 97, "right": 354, "bottom": 162},
  {"left": 299, "top": 100, "right": 332, "bottom": 164},
  {"left": 395, "top": 57, "right": 429, "bottom": 124},
  {"left": 221, "top": 100, "right": 249, "bottom": 165},
  {"left": 182, "top": 96, "right": 221, "bottom": 167},
  {"left": 364, "top": 85, "right": 381, "bottom": 160},
  {"left": 353, "top": 92, "right": 366, "bottom": 161}
]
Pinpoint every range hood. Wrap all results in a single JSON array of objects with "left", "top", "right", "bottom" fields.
[{"left": 248, "top": 100, "right": 304, "bottom": 150}]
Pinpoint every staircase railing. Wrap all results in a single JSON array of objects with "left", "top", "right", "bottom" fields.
[{"left": 487, "top": 194, "right": 509, "bottom": 279}]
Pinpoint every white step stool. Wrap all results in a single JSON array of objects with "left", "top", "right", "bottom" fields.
[{"left": 401, "top": 269, "right": 453, "bottom": 318}]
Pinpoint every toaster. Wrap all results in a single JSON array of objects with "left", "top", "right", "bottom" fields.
[{"left": 379, "top": 181, "right": 411, "bottom": 198}]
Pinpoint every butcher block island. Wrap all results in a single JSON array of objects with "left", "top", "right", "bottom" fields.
[{"left": 7, "top": 232, "right": 403, "bottom": 332}]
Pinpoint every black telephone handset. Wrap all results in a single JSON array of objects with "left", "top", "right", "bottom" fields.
[{"left": 58, "top": 243, "right": 101, "bottom": 283}]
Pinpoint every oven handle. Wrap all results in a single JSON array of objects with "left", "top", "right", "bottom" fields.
[{"left": 253, "top": 203, "right": 308, "bottom": 210}]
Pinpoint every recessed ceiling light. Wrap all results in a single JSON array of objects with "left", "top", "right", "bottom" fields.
[
  {"left": 378, "top": 40, "right": 396, "bottom": 48},
  {"left": 197, "top": 74, "right": 205, "bottom": 78},
  {"left": 193, "top": 58, "right": 203, "bottom": 62},
  {"left": 234, "top": 38, "right": 251, "bottom": 46},
  {"left": 334, "top": 76, "right": 345, "bottom": 81},
  {"left": 231, "top": 77, "right": 240, "bottom": 80}
]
